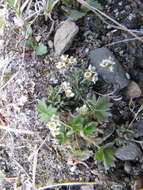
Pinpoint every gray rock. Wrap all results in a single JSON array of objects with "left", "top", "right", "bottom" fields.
[
  {"left": 115, "top": 143, "right": 142, "bottom": 161},
  {"left": 134, "top": 120, "right": 143, "bottom": 138},
  {"left": 89, "top": 47, "right": 129, "bottom": 90},
  {"left": 54, "top": 20, "right": 79, "bottom": 55}
]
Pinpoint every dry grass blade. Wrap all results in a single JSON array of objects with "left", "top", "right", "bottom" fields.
[
  {"left": 0, "top": 125, "right": 35, "bottom": 135},
  {"left": 76, "top": 0, "right": 143, "bottom": 43},
  {"left": 38, "top": 182, "right": 98, "bottom": 190},
  {"left": 20, "top": 0, "right": 31, "bottom": 14},
  {"left": 32, "top": 146, "right": 38, "bottom": 188},
  {"left": 106, "top": 37, "right": 143, "bottom": 46}
]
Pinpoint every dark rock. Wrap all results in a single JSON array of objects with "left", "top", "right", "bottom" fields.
[
  {"left": 138, "top": 60, "right": 143, "bottom": 69},
  {"left": 115, "top": 143, "right": 142, "bottom": 161},
  {"left": 134, "top": 120, "right": 143, "bottom": 138},
  {"left": 89, "top": 47, "right": 129, "bottom": 90}
]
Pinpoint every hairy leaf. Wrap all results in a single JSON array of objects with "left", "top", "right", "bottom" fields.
[
  {"left": 83, "top": 121, "right": 97, "bottom": 136},
  {"left": 69, "top": 9, "right": 86, "bottom": 20},
  {"left": 35, "top": 43, "right": 48, "bottom": 55},
  {"left": 95, "top": 143, "right": 115, "bottom": 170},
  {"left": 37, "top": 100, "right": 57, "bottom": 122},
  {"left": 81, "top": 0, "right": 103, "bottom": 13},
  {"left": 7, "top": 0, "right": 14, "bottom": 8},
  {"left": 87, "top": 95, "right": 110, "bottom": 121},
  {"left": 69, "top": 116, "right": 86, "bottom": 131}
]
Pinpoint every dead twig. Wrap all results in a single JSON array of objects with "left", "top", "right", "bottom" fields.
[
  {"left": 38, "top": 181, "right": 98, "bottom": 190},
  {"left": 106, "top": 37, "right": 143, "bottom": 46}
]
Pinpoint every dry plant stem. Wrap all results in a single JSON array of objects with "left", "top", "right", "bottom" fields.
[
  {"left": 32, "top": 145, "right": 38, "bottom": 188},
  {"left": 106, "top": 37, "right": 143, "bottom": 46},
  {"left": 38, "top": 182, "right": 97, "bottom": 190},
  {"left": 0, "top": 125, "right": 35, "bottom": 135},
  {"left": 76, "top": 0, "right": 143, "bottom": 43},
  {"left": 128, "top": 103, "right": 143, "bottom": 128},
  {"left": 14, "top": 160, "right": 32, "bottom": 182},
  {"left": 46, "top": 15, "right": 55, "bottom": 40},
  {"left": 107, "top": 24, "right": 143, "bottom": 34}
]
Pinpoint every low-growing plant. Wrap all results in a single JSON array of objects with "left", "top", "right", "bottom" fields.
[
  {"left": 95, "top": 143, "right": 115, "bottom": 170},
  {"left": 62, "top": 0, "right": 103, "bottom": 21},
  {"left": 35, "top": 0, "right": 60, "bottom": 20},
  {"left": 37, "top": 93, "right": 115, "bottom": 170},
  {"left": 37, "top": 100, "right": 57, "bottom": 122},
  {"left": 21, "top": 26, "right": 48, "bottom": 56}
]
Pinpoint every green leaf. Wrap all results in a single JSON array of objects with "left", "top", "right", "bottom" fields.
[
  {"left": 96, "top": 96, "right": 110, "bottom": 110},
  {"left": 87, "top": 95, "right": 110, "bottom": 121},
  {"left": 23, "top": 39, "right": 37, "bottom": 49},
  {"left": 66, "top": 130, "right": 75, "bottom": 136},
  {"left": 0, "top": 21, "right": 4, "bottom": 28},
  {"left": 35, "top": 43, "right": 48, "bottom": 55},
  {"left": 92, "top": 110, "right": 108, "bottom": 121},
  {"left": 95, "top": 143, "right": 115, "bottom": 170},
  {"left": 36, "top": 100, "right": 57, "bottom": 122},
  {"left": 69, "top": 116, "right": 87, "bottom": 131},
  {"left": 81, "top": 0, "right": 103, "bottom": 13},
  {"left": 47, "top": 86, "right": 61, "bottom": 107},
  {"left": 83, "top": 122, "right": 97, "bottom": 136},
  {"left": 72, "top": 150, "right": 93, "bottom": 160},
  {"left": 56, "top": 133, "right": 65, "bottom": 144},
  {"left": 69, "top": 9, "right": 86, "bottom": 21},
  {"left": 26, "top": 26, "right": 33, "bottom": 36},
  {"left": 88, "top": 0, "right": 103, "bottom": 9},
  {"left": 7, "top": 0, "right": 14, "bottom": 8}
]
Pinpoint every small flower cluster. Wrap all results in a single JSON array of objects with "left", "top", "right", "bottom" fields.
[
  {"left": 56, "top": 55, "right": 77, "bottom": 69},
  {"left": 61, "top": 81, "right": 75, "bottom": 98},
  {"left": 100, "top": 56, "right": 115, "bottom": 72},
  {"left": 76, "top": 104, "right": 88, "bottom": 116},
  {"left": 47, "top": 115, "right": 61, "bottom": 137},
  {"left": 84, "top": 65, "right": 98, "bottom": 83}
]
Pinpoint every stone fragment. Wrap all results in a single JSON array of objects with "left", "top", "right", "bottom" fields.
[
  {"left": 134, "top": 120, "right": 143, "bottom": 138},
  {"left": 115, "top": 143, "right": 142, "bottom": 161},
  {"left": 89, "top": 47, "right": 129, "bottom": 90},
  {"left": 54, "top": 20, "right": 79, "bottom": 55},
  {"left": 126, "top": 81, "right": 142, "bottom": 99}
]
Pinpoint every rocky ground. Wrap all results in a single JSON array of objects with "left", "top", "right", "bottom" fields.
[{"left": 0, "top": 0, "right": 143, "bottom": 190}]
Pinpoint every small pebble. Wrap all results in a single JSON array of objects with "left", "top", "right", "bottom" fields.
[{"left": 126, "top": 81, "right": 142, "bottom": 99}]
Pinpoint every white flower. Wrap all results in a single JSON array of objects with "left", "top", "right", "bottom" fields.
[
  {"left": 91, "top": 73, "right": 98, "bottom": 83},
  {"left": 56, "top": 62, "right": 66, "bottom": 69},
  {"left": 47, "top": 121, "right": 57, "bottom": 129},
  {"left": 76, "top": 104, "right": 88, "bottom": 116},
  {"left": 61, "top": 81, "right": 74, "bottom": 98},
  {"left": 61, "top": 81, "right": 71, "bottom": 91},
  {"left": 84, "top": 71, "right": 92, "bottom": 79},
  {"left": 60, "top": 55, "right": 69, "bottom": 62},
  {"left": 65, "top": 89, "right": 75, "bottom": 98},
  {"left": 88, "top": 64, "right": 96, "bottom": 72},
  {"left": 100, "top": 56, "right": 115, "bottom": 72},
  {"left": 51, "top": 115, "right": 61, "bottom": 126},
  {"left": 50, "top": 129, "right": 60, "bottom": 137},
  {"left": 68, "top": 56, "right": 77, "bottom": 64},
  {"left": 14, "top": 16, "right": 24, "bottom": 27}
]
